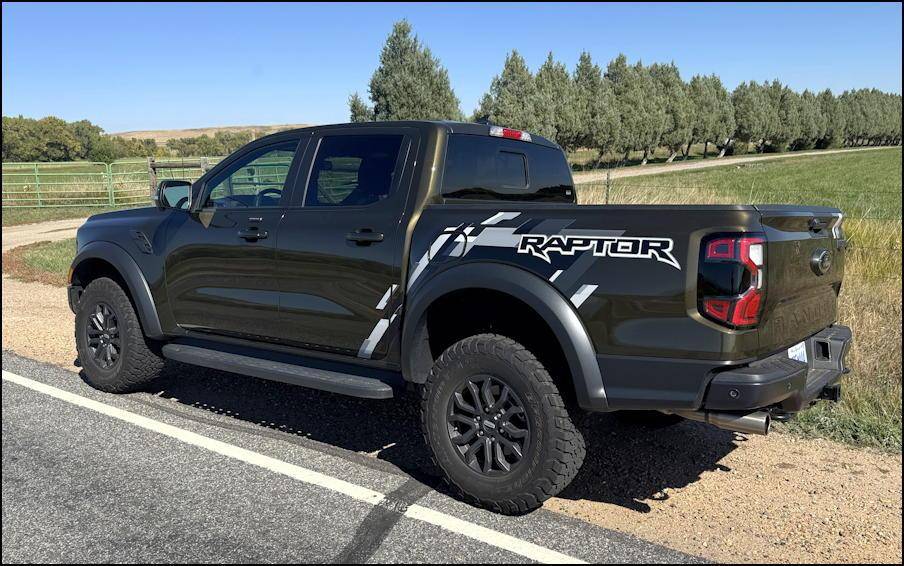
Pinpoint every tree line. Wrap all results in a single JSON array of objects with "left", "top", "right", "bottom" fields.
[
  {"left": 1, "top": 116, "right": 264, "bottom": 163},
  {"left": 351, "top": 21, "right": 902, "bottom": 163}
]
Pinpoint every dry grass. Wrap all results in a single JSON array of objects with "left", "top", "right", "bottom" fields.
[{"left": 108, "top": 123, "right": 312, "bottom": 144}]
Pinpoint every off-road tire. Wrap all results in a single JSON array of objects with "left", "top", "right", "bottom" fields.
[
  {"left": 420, "top": 333, "right": 585, "bottom": 514},
  {"left": 75, "top": 277, "right": 165, "bottom": 393}
]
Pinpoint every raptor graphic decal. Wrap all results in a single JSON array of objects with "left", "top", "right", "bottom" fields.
[{"left": 517, "top": 234, "right": 682, "bottom": 270}]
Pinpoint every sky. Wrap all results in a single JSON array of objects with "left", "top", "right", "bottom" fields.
[{"left": 2, "top": 2, "right": 901, "bottom": 133}]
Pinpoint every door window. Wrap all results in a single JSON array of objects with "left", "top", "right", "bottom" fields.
[
  {"left": 305, "top": 135, "right": 404, "bottom": 206},
  {"left": 203, "top": 141, "right": 298, "bottom": 208}
]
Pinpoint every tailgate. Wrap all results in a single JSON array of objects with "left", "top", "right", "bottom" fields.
[{"left": 756, "top": 205, "right": 845, "bottom": 354}]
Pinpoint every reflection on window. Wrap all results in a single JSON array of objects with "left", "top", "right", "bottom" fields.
[
  {"left": 306, "top": 135, "right": 404, "bottom": 206},
  {"left": 204, "top": 142, "right": 297, "bottom": 208}
]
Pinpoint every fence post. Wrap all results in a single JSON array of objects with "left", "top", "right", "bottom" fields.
[
  {"left": 106, "top": 162, "right": 115, "bottom": 206},
  {"left": 148, "top": 157, "right": 157, "bottom": 199},
  {"left": 34, "top": 164, "right": 43, "bottom": 207}
]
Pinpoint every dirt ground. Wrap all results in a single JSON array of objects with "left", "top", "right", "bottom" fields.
[{"left": 2, "top": 221, "right": 901, "bottom": 564}]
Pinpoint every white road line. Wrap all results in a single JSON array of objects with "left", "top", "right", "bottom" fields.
[{"left": 2, "top": 370, "right": 584, "bottom": 565}]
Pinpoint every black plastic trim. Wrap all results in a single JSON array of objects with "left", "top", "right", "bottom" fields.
[
  {"left": 704, "top": 324, "right": 852, "bottom": 411},
  {"left": 70, "top": 241, "right": 165, "bottom": 339},
  {"left": 401, "top": 262, "right": 608, "bottom": 411}
]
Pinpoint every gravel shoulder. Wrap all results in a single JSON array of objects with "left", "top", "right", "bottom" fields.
[{"left": 2, "top": 211, "right": 902, "bottom": 564}]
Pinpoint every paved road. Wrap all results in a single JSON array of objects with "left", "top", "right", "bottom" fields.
[{"left": 1, "top": 352, "right": 701, "bottom": 563}]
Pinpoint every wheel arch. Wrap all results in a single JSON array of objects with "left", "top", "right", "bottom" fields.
[
  {"left": 401, "top": 262, "right": 608, "bottom": 411},
  {"left": 69, "top": 241, "right": 164, "bottom": 339}
]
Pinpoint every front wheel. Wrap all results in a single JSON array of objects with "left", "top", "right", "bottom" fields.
[
  {"left": 420, "top": 334, "right": 585, "bottom": 514},
  {"left": 75, "top": 277, "right": 165, "bottom": 393}
]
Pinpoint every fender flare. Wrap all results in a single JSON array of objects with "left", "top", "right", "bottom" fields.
[
  {"left": 70, "top": 241, "right": 165, "bottom": 339},
  {"left": 401, "top": 262, "right": 608, "bottom": 411}
]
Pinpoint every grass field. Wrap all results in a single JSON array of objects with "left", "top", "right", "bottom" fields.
[{"left": 579, "top": 146, "right": 902, "bottom": 451}]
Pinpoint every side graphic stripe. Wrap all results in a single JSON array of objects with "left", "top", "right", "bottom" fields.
[
  {"left": 358, "top": 318, "right": 390, "bottom": 358},
  {"left": 376, "top": 284, "right": 398, "bottom": 310},
  {"left": 570, "top": 284, "right": 598, "bottom": 308},
  {"left": 549, "top": 270, "right": 563, "bottom": 282},
  {"left": 481, "top": 211, "right": 521, "bottom": 225}
]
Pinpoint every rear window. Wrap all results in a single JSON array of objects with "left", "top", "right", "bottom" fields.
[{"left": 442, "top": 134, "right": 574, "bottom": 202}]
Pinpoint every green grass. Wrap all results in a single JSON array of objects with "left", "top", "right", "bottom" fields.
[
  {"left": 21, "top": 238, "right": 74, "bottom": 277},
  {"left": 2, "top": 238, "right": 76, "bottom": 286},
  {"left": 580, "top": 146, "right": 903, "bottom": 451},
  {"left": 595, "top": 147, "right": 902, "bottom": 219},
  {"left": 1, "top": 205, "right": 135, "bottom": 227}
]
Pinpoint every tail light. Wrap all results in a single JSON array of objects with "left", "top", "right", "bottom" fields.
[
  {"left": 698, "top": 234, "right": 766, "bottom": 328},
  {"left": 489, "top": 125, "right": 532, "bottom": 142}
]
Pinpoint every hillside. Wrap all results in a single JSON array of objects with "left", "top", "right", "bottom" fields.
[{"left": 108, "top": 123, "right": 313, "bottom": 144}]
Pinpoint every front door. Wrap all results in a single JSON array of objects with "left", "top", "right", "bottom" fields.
[
  {"left": 274, "top": 128, "right": 418, "bottom": 359},
  {"left": 164, "top": 138, "right": 303, "bottom": 340}
]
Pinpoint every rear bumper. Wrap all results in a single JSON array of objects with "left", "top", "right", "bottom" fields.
[{"left": 702, "top": 324, "right": 852, "bottom": 413}]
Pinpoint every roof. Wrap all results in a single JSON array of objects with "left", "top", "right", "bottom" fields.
[{"left": 261, "top": 120, "right": 561, "bottom": 149}]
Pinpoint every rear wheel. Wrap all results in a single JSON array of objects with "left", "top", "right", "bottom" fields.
[
  {"left": 75, "top": 277, "right": 165, "bottom": 393},
  {"left": 420, "top": 334, "right": 585, "bottom": 514}
]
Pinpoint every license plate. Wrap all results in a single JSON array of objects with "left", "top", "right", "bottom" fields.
[{"left": 788, "top": 341, "right": 808, "bottom": 363}]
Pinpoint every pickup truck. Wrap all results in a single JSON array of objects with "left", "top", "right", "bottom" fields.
[{"left": 69, "top": 121, "right": 852, "bottom": 514}]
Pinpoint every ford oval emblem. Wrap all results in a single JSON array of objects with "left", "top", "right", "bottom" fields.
[{"left": 811, "top": 248, "right": 832, "bottom": 276}]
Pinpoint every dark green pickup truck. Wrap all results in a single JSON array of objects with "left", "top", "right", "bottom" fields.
[{"left": 69, "top": 121, "right": 851, "bottom": 514}]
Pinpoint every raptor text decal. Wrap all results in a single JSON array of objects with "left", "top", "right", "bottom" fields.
[{"left": 517, "top": 234, "right": 681, "bottom": 270}]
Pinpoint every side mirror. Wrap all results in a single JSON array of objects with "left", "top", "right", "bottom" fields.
[{"left": 155, "top": 180, "right": 192, "bottom": 210}]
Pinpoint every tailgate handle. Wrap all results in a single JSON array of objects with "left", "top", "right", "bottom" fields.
[{"left": 808, "top": 218, "right": 828, "bottom": 232}]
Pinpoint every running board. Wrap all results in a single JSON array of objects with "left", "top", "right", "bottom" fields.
[{"left": 161, "top": 343, "right": 395, "bottom": 399}]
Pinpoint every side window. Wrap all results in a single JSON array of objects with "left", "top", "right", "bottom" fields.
[
  {"left": 305, "top": 134, "right": 404, "bottom": 207},
  {"left": 203, "top": 141, "right": 298, "bottom": 208}
]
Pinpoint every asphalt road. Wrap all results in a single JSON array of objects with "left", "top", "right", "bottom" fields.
[{"left": 1, "top": 352, "right": 701, "bottom": 564}]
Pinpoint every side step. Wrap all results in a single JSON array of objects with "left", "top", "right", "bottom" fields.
[{"left": 161, "top": 343, "right": 395, "bottom": 399}]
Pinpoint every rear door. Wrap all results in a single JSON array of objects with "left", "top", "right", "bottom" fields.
[
  {"left": 757, "top": 206, "right": 845, "bottom": 352},
  {"left": 273, "top": 127, "right": 419, "bottom": 359},
  {"left": 164, "top": 137, "right": 305, "bottom": 340}
]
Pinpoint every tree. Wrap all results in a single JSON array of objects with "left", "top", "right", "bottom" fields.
[
  {"left": 762, "top": 80, "right": 801, "bottom": 152},
  {"left": 816, "top": 89, "right": 842, "bottom": 148},
  {"left": 707, "top": 76, "right": 736, "bottom": 158},
  {"left": 606, "top": 55, "right": 666, "bottom": 164},
  {"left": 560, "top": 51, "right": 620, "bottom": 160},
  {"left": 793, "top": 90, "right": 823, "bottom": 150},
  {"left": 732, "top": 81, "right": 771, "bottom": 152},
  {"left": 350, "top": 20, "right": 461, "bottom": 122},
  {"left": 475, "top": 50, "right": 540, "bottom": 133},
  {"left": 650, "top": 63, "right": 693, "bottom": 162},
  {"left": 533, "top": 52, "right": 576, "bottom": 144},
  {"left": 348, "top": 93, "right": 374, "bottom": 122}
]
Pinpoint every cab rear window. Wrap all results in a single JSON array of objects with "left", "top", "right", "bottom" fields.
[{"left": 442, "top": 134, "right": 574, "bottom": 202}]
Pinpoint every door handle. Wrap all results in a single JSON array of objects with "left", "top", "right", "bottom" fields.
[
  {"left": 238, "top": 229, "right": 269, "bottom": 241},
  {"left": 346, "top": 229, "right": 384, "bottom": 245}
]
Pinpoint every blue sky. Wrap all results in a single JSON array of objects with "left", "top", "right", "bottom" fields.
[{"left": 3, "top": 2, "right": 901, "bottom": 133}]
